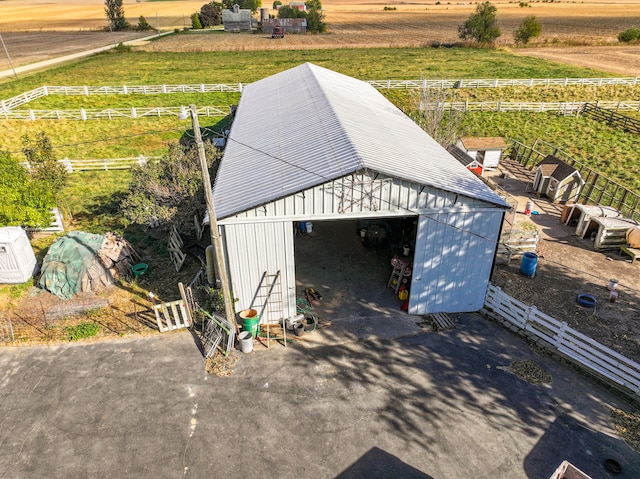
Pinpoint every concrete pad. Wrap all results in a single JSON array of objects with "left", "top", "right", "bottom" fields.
[{"left": 1, "top": 314, "right": 639, "bottom": 478}]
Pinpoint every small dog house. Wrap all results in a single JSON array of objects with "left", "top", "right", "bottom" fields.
[
  {"left": 561, "top": 204, "right": 622, "bottom": 237},
  {"left": 0, "top": 227, "right": 38, "bottom": 284},
  {"left": 582, "top": 216, "right": 639, "bottom": 251},
  {"left": 456, "top": 137, "right": 507, "bottom": 170},
  {"left": 533, "top": 155, "right": 585, "bottom": 203}
]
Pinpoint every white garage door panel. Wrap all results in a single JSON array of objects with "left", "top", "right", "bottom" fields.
[
  {"left": 409, "top": 211, "right": 503, "bottom": 314},
  {"left": 222, "top": 221, "right": 297, "bottom": 323}
]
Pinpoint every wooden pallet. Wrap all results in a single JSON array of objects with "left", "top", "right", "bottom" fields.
[
  {"left": 153, "top": 299, "right": 192, "bottom": 332},
  {"left": 620, "top": 245, "right": 640, "bottom": 263},
  {"left": 429, "top": 312, "right": 456, "bottom": 331},
  {"left": 167, "top": 225, "right": 187, "bottom": 272}
]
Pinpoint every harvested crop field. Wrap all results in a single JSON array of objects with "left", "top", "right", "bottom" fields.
[
  {"left": 514, "top": 46, "right": 640, "bottom": 77},
  {"left": 2, "top": 0, "right": 640, "bottom": 75}
]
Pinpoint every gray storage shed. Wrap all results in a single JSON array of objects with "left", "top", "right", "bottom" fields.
[{"left": 212, "top": 63, "right": 508, "bottom": 323}]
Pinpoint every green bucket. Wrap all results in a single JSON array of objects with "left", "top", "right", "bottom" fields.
[
  {"left": 240, "top": 309, "right": 260, "bottom": 338},
  {"left": 132, "top": 263, "right": 148, "bottom": 277}
]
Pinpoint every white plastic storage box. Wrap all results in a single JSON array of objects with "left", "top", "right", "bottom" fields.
[{"left": 0, "top": 227, "right": 37, "bottom": 284}]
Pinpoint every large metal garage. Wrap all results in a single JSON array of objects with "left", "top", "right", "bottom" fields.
[{"left": 212, "top": 63, "right": 509, "bottom": 324}]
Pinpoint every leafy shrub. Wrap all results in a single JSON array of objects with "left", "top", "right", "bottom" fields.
[
  {"left": 458, "top": 2, "right": 501, "bottom": 43},
  {"left": 136, "top": 15, "right": 154, "bottom": 31},
  {"left": 191, "top": 12, "right": 203, "bottom": 29},
  {"left": 383, "top": 6, "right": 397, "bottom": 10},
  {"left": 618, "top": 27, "right": 640, "bottom": 42},
  {"left": 65, "top": 322, "right": 101, "bottom": 341},
  {"left": 112, "top": 42, "right": 132, "bottom": 52},
  {"left": 515, "top": 15, "right": 542, "bottom": 44},
  {"left": 518, "top": 1, "right": 530, "bottom": 7}
]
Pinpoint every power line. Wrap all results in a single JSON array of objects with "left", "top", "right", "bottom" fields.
[{"left": 6, "top": 122, "right": 638, "bottom": 293}]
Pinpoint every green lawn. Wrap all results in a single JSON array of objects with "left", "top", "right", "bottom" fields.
[
  {"left": 0, "top": 45, "right": 638, "bottom": 230},
  {"left": 0, "top": 47, "right": 616, "bottom": 98}
]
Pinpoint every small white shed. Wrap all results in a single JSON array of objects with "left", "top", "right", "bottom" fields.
[
  {"left": 457, "top": 137, "right": 507, "bottom": 170},
  {"left": 0, "top": 227, "right": 37, "bottom": 284}
]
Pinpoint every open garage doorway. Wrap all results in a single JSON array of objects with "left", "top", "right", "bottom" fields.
[{"left": 294, "top": 217, "right": 417, "bottom": 321}]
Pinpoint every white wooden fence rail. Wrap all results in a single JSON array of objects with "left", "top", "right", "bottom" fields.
[
  {"left": 21, "top": 156, "right": 162, "bottom": 171},
  {"left": 2, "top": 105, "right": 232, "bottom": 121},
  {"left": 5, "top": 101, "right": 640, "bottom": 121},
  {"left": 482, "top": 283, "right": 640, "bottom": 399},
  {"left": 368, "top": 77, "right": 640, "bottom": 89},
  {"left": 1, "top": 77, "right": 639, "bottom": 113}
]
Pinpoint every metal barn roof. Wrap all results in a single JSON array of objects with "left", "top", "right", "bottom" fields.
[{"left": 213, "top": 63, "right": 508, "bottom": 219}]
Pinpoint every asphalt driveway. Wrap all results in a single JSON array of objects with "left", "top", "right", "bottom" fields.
[{"left": 0, "top": 313, "right": 638, "bottom": 478}]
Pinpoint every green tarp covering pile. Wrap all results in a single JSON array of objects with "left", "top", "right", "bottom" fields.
[{"left": 38, "top": 231, "right": 106, "bottom": 300}]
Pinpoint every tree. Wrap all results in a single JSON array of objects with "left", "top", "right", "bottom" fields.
[
  {"left": 222, "top": 0, "right": 261, "bottom": 13},
  {"left": 191, "top": 12, "right": 203, "bottom": 29},
  {"left": 514, "top": 15, "right": 541, "bottom": 44},
  {"left": 200, "top": 2, "right": 223, "bottom": 27},
  {"left": 277, "top": 5, "right": 305, "bottom": 19},
  {"left": 272, "top": 0, "right": 282, "bottom": 9},
  {"left": 0, "top": 151, "right": 52, "bottom": 227},
  {"left": 21, "top": 131, "right": 67, "bottom": 203},
  {"left": 408, "top": 86, "right": 462, "bottom": 149},
  {"left": 0, "top": 131, "right": 68, "bottom": 227},
  {"left": 306, "top": 8, "right": 326, "bottom": 33},
  {"left": 104, "top": 0, "right": 130, "bottom": 31},
  {"left": 121, "top": 142, "right": 221, "bottom": 232},
  {"left": 305, "top": 0, "right": 322, "bottom": 10},
  {"left": 136, "top": 16, "right": 154, "bottom": 31},
  {"left": 458, "top": 2, "right": 501, "bottom": 44},
  {"left": 278, "top": 0, "right": 326, "bottom": 33}
]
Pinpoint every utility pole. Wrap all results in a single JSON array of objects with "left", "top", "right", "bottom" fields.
[
  {"left": 189, "top": 104, "right": 238, "bottom": 333},
  {"left": 0, "top": 33, "right": 18, "bottom": 79}
]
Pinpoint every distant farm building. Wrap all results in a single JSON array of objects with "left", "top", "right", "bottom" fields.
[
  {"left": 289, "top": 2, "right": 307, "bottom": 10},
  {"left": 533, "top": 155, "right": 585, "bottom": 203},
  {"left": 457, "top": 137, "right": 507, "bottom": 170},
  {"left": 222, "top": 4, "right": 252, "bottom": 32},
  {"left": 262, "top": 17, "right": 307, "bottom": 34}
]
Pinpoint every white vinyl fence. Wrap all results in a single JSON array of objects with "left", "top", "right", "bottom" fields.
[
  {"left": 21, "top": 156, "right": 161, "bottom": 172},
  {"left": 6, "top": 101, "right": 640, "bottom": 121},
  {"left": 2, "top": 77, "right": 639, "bottom": 114},
  {"left": 368, "top": 77, "right": 640, "bottom": 90},
  {"left": 2, "top": 105, "right": 232, "bottom": 121},
  {"left": 482, "top": 283, "right": 640, "bottom": 400}
]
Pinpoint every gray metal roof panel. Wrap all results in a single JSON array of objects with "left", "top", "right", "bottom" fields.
[{"left": 213, "top": 63, "right": 508, "bottom": 218}]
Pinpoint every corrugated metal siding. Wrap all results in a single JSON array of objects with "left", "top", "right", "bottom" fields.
[
  {"left": 409, "top": 210, "right": 503, "bottom": 314},
  {"left": 220, "top": 171, "right": 490, "bottom": 222},
  {"left": 221, "top": 221, "right": 297, "bottom": 323},
  {"left": 213, "top": 63, "right": 508, "bottom": 220}
]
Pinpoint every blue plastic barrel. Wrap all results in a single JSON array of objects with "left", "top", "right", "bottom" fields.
[{"left": 520, "top": 252, "right": 538, "bottom": 277}]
